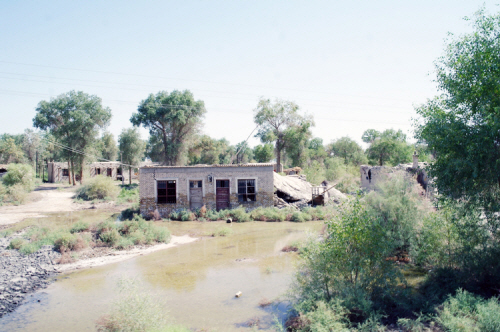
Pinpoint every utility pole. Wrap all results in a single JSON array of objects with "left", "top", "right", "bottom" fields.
[
  {"left": 36, "top": 150, "right": 39, "bottom": 178},
  {"left": 120, "top": 152, "right": 124, "bottom": 186}
]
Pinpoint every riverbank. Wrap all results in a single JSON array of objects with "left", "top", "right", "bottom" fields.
[{"left": 0, "top": 234, "right": 196, "bottom": 318}]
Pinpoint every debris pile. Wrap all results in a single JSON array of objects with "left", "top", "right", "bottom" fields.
[{"left": 273, "top": 173, "right": 346, "bottom": 208}]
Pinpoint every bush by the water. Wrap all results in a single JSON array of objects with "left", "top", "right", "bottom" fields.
[
  {"left": 76, "top": 175, "right": 120, "bottom": 201},
  {"left": 96, "top": 278, "right": 189, "bottom": 332},
  {"left": 6, "top": 214, "right": 170, "bottom": 258}
]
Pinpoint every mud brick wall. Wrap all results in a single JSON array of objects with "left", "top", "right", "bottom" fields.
[{"left": 140, "top": 165, "right": 274, "bottom": 218}]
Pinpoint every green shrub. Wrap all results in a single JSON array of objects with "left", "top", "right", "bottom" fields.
[
  {"left": 169, "top": 210, "right": 180, "bottom": 221},
  {"left": 96, "top": 278, "right": 190, "bottom": 332},
  {"left": 227, "top": 207, "right": 250, "bottom": 222},
  {"left": 8, "top": 238, "right": 26, "bottom": 250},
  {"left": 114, "top": 237, "right": 134, "bottom": 250},
  {"left": 19, "top": 242, "right": 41, "bottom": 255},
  {"left": 250, "top": 207, "right": 286, "bottom": 222},
  {"left": 2, "top": 163, "right": 36, "bottom": 192},
  {"left": 301, "top": 301, "right": 350, "bottom": 332},
  {"left": 215, "top": 227, "right": 233, "bottom": 237},
  {"left": 119, "top": 215, "right": 170, "bottom": 246},
  {"left": 436, "top": 289, "right": 500, "bottom": 332},
  {"left": 290, "top": 211, "right": 312, "bottom": 222},
  {"left": 292, "top": 195, "right": 404, "bottom": 322},
  {"left": 7, "top": 183, "right": 29, "bottom": 204},
  {"left": 116, "top": 186, "right": 139, "bottom": 204},
  {"left": 206, "top": 209, "right": 220, "bottom": 221},
  {"left": 54, "top": 232, "right": 78, "bottom": 252},
  {"left": 179, "top": 210, "right": 196, "bottom": 221},
  {"left": 96, "top": 220, "right": 117, "bottom": 233},
  {"left": 76, "top": 175, "right": 120, "bottom": 201},
  {"left": 100, "top": 229, "right": 121, "bottom": 246},
  {"left": 70, "top": 221, "right": 90, "bottom": 233}
]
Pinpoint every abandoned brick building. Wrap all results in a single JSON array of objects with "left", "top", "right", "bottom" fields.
[
  {"left": 139, "top": 163, "right": 274, "bottom": 218},
  {"left": 47, "top": 161, "right": 130, "bottom": 183}
]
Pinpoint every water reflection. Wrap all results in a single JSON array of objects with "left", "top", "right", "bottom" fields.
[{"left": 0, "top": 221, "right": 322, "bottom": 331}]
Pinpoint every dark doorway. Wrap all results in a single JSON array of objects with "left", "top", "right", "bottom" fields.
[{"left": 216, "top": 180, "right": 230, "bottom": 211}]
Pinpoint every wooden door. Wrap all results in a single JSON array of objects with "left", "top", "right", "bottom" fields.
[
  {"left": 216, "top": 180, "right": 230, "bottom": 211},
  {"left": 190, "top": 180, "right": 203, "bottom": 210}
]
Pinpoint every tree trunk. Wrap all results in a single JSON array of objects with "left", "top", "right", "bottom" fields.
[
  {"left": 79, "top": 163, "right": 83, "bottom": 185},
  {"left": 71, "top": 160, "right": 76, "bottom": 186},
  {"left": 129, "top": 167, "right": 132, "bottom": 185},
  {"left": 276, "top": 143, "right": 282, "bottom": 172},
  {"left": 162, "top": 130, "right": 169, "bottom": 166},
  {"left": 68, "top": 161, "right": 72, "bottom": 185}
]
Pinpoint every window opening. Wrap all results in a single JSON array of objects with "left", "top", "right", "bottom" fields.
[
  {"left": 157, "top": 180, "right": 176, "bottom": 204},
  {"left": 216, "top": 180, "right": 229, "bottom": 188},
  {"left": 190, "top": 180, "right": 202, "bottom": 188},
  {"left": 238, "top": 179, "right": 256, "bottom": 202},
  {"left": 97, "top": 168, "right": 101, "bottom": 175},
  {"left": 62, "top": 169, "right": 69, "bottom": 176}
]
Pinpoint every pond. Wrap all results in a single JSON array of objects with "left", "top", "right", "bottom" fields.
[{"left": 0, "top": 220, "right": 323, "bottom": 331}]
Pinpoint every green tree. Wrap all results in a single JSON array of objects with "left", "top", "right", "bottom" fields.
[
  {"left": 187, "top": 135, "right": 232, "bottom": 165},
  {"left": 131, "top": 90, "right": 206, "bottom": 166},
  {"left": 254, "top": 98, "right": 313, "bottom": 169},
  {"left": 366, "top": 129, "right": 412, "bottom": 166},
  {"left": 253, "top": 143, "right": 274, "bottom": 163},
  {"left": 233, "top": 141, "right": 253, "bottom": 164},
  {"left": 329, "top": 137, "right": 367, "bottom": 166},
  {"left": 119, "top": 128, "right": 145, "bottom": 185},
  {"left": 100, "top": 132, "right": 118, "bottom": 161},
  {"left": 415, "top": 9, "right": 500, "bottom": 209},
  {"left": 0, "top": 135, "right": 25, "bottom": 164},
  {"left": 361, "top": 129, "right": 381, "bottom": 144},
  {"left": 33, "top": 91, "right": 112, "bottom": 184}
]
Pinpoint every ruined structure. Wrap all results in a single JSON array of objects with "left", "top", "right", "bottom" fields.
[
  {"left": 90, "top": 162, "right": 129, "bottom": 181},
  {"left": 139, "top": 163, "right": 274, "bottom": 218},
  {"left": 360, "top": 152, "right": 432, "bottom": 196},
  {"left": 47, "top": 162, "right": 71, "bottom": 183}
]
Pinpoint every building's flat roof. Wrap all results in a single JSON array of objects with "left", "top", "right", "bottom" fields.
[{"left": 141, "top": 163, "right": 274, "bottom": 169}]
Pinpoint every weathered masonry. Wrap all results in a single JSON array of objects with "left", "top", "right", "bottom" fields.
[
  {"left": 47, "top": 162, "right": 71, "bottom": 183},
  {"left": 139, "top": 164, "right": 274, "bottom": 218}
]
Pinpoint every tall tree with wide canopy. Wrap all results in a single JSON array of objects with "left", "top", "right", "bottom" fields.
[
  {"left": 254, "top": 98, "right": 313, "bottom": 169},
  {"left": 366, "top": 129, "right": 412, "bottom": 166},
  {"left": 131, "top": 90, "right": 206, "bottom": 166},
  {"left": 119, "top": 128, "right": 145, "bottom": 185},
  {"left": 329, "top": 136, "right": 367, "bottom": 166},
  {"left": 415, "top": 9, "right": 500, "bottom": 216},
  {"left": 33, "top": 91, "right": 111, "bottom": 184}
]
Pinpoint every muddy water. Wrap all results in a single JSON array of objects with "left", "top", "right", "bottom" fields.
[{"left": 0, "top": 221, "right": 322, "bottom": 331}]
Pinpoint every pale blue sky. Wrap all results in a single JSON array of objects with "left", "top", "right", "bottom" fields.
[{"left": 1, "top": 1, "right": 497, "bottom": 148}]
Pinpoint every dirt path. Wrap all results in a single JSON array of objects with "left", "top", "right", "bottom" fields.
[{"left": 0, "top": 184, "right": 87, "bottom": 226}]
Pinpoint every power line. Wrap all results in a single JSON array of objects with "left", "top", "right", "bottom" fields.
[
  {"left": 0, "top": 74, "right": 414, "bottom": 113},
  {"left": 0, "top": 60, "right": 418, "bottom": 103},
  {"left": 43, "top": 137, "right": 139, "bottom": 168}
]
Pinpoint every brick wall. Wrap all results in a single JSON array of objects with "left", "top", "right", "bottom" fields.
[{"left": 140, "top": 165, "right": 274, "bottom": 218}]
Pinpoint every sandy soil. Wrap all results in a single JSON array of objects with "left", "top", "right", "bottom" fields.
[
  {"left": 0, "top": 184, "right": 88, "bottom": 225},
  {"left": 56, "top": 235, "right": 197, "bottom": 273}
]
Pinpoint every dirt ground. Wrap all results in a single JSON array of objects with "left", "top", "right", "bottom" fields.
[{"left": 0, "top": 183, "right": 89, "bottom": 225}]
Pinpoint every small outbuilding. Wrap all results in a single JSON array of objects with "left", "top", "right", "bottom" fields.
[{"left": 139, "top": 163, "right": 274, "bottom": 218}]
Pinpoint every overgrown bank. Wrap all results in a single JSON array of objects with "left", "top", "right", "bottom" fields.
[{"left": 281, "top": 173, "right": 500, "bottom": 331}]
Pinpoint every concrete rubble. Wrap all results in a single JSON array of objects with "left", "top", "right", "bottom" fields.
[
  {"left": 0, "top": 233, "right": 60, "bottom": 318},
  {"left": 273, "top": 173, "right": 346, "bottom": 208}
]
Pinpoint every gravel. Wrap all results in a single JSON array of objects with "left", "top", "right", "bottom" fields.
[{"left": 0, "top": 235, "right": 61, "bottom": 318}]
